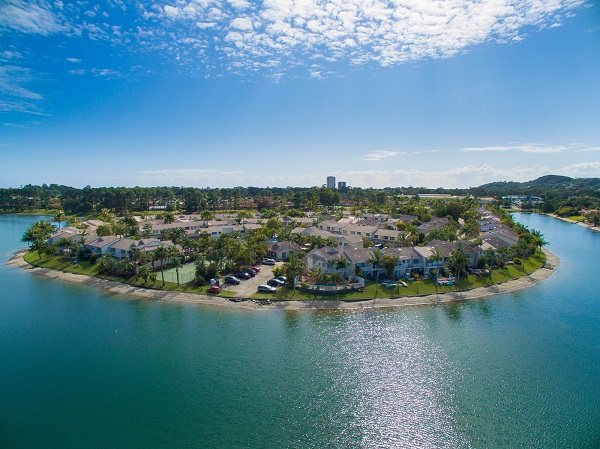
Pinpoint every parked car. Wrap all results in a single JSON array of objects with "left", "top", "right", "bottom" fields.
[
  {"left": 275, "top": 276, "right": 287, "bottom": 283},
  {"left": 267, "top": 278, "right": 284, "bottom": 287},
  {"left": 263, "top": 259, "right": 276, "bottom": 265},
  {"left": 250, "top": 266, "right": 261, "bottom": 273},
  {"left": 235, "top": 272, "right": 251, "bottom": 280},
  {"left": 225, "top": 276, "right": 241, "bottom": 285},
  {"left": 207, "top": 285, "right": 222, "bottom": 293},
  {"left": 243, "top": 269, "right": 256, "bottom": 277},
  {"left": 247, "top": 267, "right": 259, "bottom": 275},
  {"left": 257, "top": 285, "right": 277, "bottom": 293}
]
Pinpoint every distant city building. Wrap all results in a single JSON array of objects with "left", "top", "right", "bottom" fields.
[
  {"left": 327, "top": 176, "right": 336, "bottom": 189},
  {"left": 338, "top": 181, "right": 347, "bottom": 189}
]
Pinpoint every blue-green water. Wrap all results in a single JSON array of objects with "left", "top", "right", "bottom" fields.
[{"left": 1, "top": 214, "right": 599, "bottom": 448}]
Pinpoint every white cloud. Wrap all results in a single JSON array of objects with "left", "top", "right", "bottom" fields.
[
  {"left": 141, "top": 0, "right": 585, "bottom": 75},
  {"left": 363, "top": 150, "right": 400, "bottom": 161},
  {"left": 0, "top": 0, "right": 64, "bottom": 35},
  {"left": 556, "top": 162, "right": 600, "bottom": 178},
  {"left": 575, "top": 147, "right": 600, "bottom": 152},
  {"left": 462, "top": 144, "right": 568, "bottom": 154},
  {"left": 1, "top": 0, "right": 586, "bottom": 78},
  {"left": 66, "top": 57, "right": 81, "bottom": 63}
]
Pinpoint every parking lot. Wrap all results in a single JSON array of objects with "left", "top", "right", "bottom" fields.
[{"left": 219, "top": 262, "right": 281, "bottom": 297}]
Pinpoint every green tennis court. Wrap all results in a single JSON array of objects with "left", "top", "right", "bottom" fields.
[{"left": 161, "top": 262, "right": 196, "bottom": 284}]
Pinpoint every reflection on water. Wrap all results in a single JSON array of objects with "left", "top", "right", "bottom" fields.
[{"left": 1, "top": 214, "right": 600, "bottom": 448}]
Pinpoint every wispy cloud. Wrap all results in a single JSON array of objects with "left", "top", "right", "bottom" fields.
[
  {"left": 131, "top": 162, "right": 600, "bottom": 189},
  {"left": 556, "top": 162, "right": 600, "bottom": 177},
  {"left": 2, "top": 0, "right": 584, "bottom": 77},
  {"left": 363, "top": 150, "right": 399, "bottom": 161},
  {"left": 0, "top": 65, "right": 45, "bottom": 113},
  {"left": 66, "top": 57, "right": 81, "bottom": 63},
  {"left": 575, "top": 147, "right": 600, "bottom": 152},
  {"left": 137, "top": 169, "right": 244, "bottom": 184},
  {"left": 0, "top": 0, "right": 65, "bottom": 35},
  {"left": 462, "top": 144, "right": 568, "bottom": 154}
]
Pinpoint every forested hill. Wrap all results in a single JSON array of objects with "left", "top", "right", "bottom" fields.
[{"left": 477, "top": 175, "right": 600, "bottom": 191}]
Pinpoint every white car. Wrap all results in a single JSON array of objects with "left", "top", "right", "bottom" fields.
[
  {"left": 263, "top": 259, "right": 276, "bottom": 265},
  {"left": 257, "top": 285, "right": 277, "bottom": 293}
]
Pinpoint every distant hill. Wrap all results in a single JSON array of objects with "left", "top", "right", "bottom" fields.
[{"left": 478, "top": 175, "right": 600, "bottom": 191}]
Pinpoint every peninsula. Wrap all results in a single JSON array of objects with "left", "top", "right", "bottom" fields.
[{"left": 10, "top": 185, "right": 556, "bottom": 309}]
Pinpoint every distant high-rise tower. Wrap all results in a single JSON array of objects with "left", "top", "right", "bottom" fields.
[
  {"left": 327, "top": 176, "right": 336, "bottom": 189},
  {"left": 338, "top": 181, "right": 346, "bottom": 189}
]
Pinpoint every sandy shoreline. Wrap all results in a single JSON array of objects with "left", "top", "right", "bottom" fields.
[
  {"left": 6, "top": 249, "right": 559, "bottom": 310},
  {"left": 548, "top": 214, "right": 600, "bottom": 232}
]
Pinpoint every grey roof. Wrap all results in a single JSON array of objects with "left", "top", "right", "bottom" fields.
[
  {"left": 381, "top": 247, "right": 421, "bottom": 260},
  {"left": 269, "top": 241, "right": 301, "bottom": 252},
  {"left": 85, "top": 235, "right": 120, "bottom": 248}
]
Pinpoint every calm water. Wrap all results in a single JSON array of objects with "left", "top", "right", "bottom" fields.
[{"left": 0, "top": 214, "right": 599, "bottom": 448}]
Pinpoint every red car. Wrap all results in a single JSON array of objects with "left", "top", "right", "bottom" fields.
[
  {"left": 206, "top": 285, "right": 221, "bottom": 294},
  {"left": 250, "top": 266, "right": 261, "bottom": 273}
]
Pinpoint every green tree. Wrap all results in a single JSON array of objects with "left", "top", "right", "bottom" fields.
[
  {"left": 22, "top": 220, "right": 54, "bottom": 259},
  {"left": 282, "top": 253, "right": 306, "bottom": 289},
  {"left": 53, "top": 210, "right": 65, "bottom": 230},
  {"left": 154, "top": 245, "right": 169, "bottom": 287},
  {"left": 448, "top": 243, "right": 469, "bottom": 287},
  {"left": 368, "top": 248, "right": 384, "bottom": 299},
  {"left": 428, "top": 247, "right": 443, "bottom": 287},
  {"left": 381, "top": 254, "right": 399, "bottom": 279},
  {"left": 168, "top": 246, "right": 182, "bottom": 285}
]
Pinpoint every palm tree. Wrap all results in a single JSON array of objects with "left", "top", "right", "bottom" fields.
[
  {"left": 168, "top": 246, "right": 182, "bottom": 285},
  {"left": 128, "top": 246, "right": 142, "bottom": 274},
  {"left": 448, "top": 243, "right": 469, "bottom": 288},
  {"left": 154, "top": 245, "right": 169, "bottom": 287},
  {"left": 336, "top": 256, "right": 350, "bottom": 280},
  {"left": 200, "top": 209, "right": 215, "bottom": 227},
  {"left": 98, "top": 208, "right": 115, "bottom": 223},
  {"left": 283, "top": 253, "right": 306, "bottom": 290},
  {"left": 53, "top": 210, "right": 65, "bottom": 230},
  {"left": 484, "top": 247, "right": 497, "bottom": 282},
  {"left": 138, "top": 266, "right": 150, "bottom": 285},
  {"left": 531, "top": 229, "right": 548, "bottom": 256},
  {"left": 163, "top": 212, "right": 175, "bottom": 224},
  {"left": 368, "top": 248, "right": 384, "bottom": 300},
  {"left": 428, "top": 247, "right": 443, "bottom": 287}
]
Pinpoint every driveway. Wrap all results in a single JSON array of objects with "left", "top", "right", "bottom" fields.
[{"left": 220, "top": 263, "right": 280, "bottom": 297}]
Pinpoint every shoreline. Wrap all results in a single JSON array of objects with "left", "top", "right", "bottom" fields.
[
  {"left": 6, "top": 249, "right": 560, "bottom": 310},
  {"left": 547, "top": 214, "right": 600, "bottom": 233}
]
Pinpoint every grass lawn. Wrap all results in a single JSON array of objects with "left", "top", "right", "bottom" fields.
[
  {"left": 252, "top": 253, "right": 546, "bottom": 301},
  {"left": 23, "top": 251, "right": 546, "bottom": 302},
  {"left": 23, "top": 251, "right": 237, "bottom": 296},
  {"left": 567, "top": 215, "right": 586, "bottom": 222}
]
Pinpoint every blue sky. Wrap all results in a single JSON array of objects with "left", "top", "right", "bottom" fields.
[{"left": 1, "top": 0, "right": 599, "bottom": 189}]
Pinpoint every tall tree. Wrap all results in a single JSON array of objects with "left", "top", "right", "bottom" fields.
[
  {"left": 154, "top": 245, "right": 169, "bottom": 287},
  {"left": 53, "top": 210, "right": 65, "bottom": 230},
  {"left": 168, "top": 246, "right": 182, "bottom": 285},
  {"left": 448, "top": 243, "right": 469, "bottom": 287},
  {"left": 368, "top": 248, "right": 384, "bottom": 299}
]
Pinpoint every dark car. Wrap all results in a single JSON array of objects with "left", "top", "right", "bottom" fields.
[
  {"left": 267, "top": 278, "right": 284, "bottom": 287},
  {"left": 243, "top": 270, "right": 256, "bottom": 277},
  {"left": 235, "top": 272, "right": 251, "bottom": 280},
  {"left": 274, "top": 276, "right": 287, "bottom": 283},
  {"left": 225, "top": 275, "right": 241, "bottom": 285}
]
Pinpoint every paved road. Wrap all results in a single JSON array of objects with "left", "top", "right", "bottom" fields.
[{"left": 220, "top": 263, "right": 280, "bottom": 297}]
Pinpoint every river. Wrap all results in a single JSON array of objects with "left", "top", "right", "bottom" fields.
[{"left": 0, "top": 213, "right": 598, "bottom": 448}]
